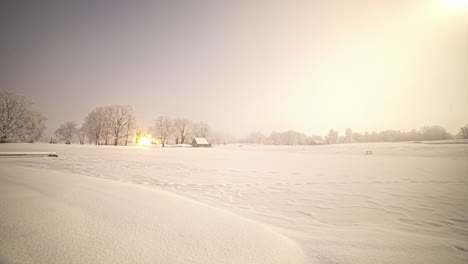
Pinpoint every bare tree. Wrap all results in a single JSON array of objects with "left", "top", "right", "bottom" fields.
[
  {"left": 55, "top": 122, "right": 78, "bottom": 144},
  {"left": 0, "top": 91, "right": 47, "bottom": 143},
  {"left": 24, "top": 110, "right": 47, "bottom": 143},
  {"left": 174, "top": 118, "right": 192, "bottom": 144},
  {"left": 103, "top": 108, "right": 112, "bottom": 145},
  {"left": 124, "top": 109, "right": 137, "bottom": 146},
  {"left": 154, "top": 116, "right": 173, "bottom": 147},
  {"left": 107, "top": 105, "right": 136, "bottom": 145},
  {"left": 193, "top": 121, "right": 210, "bottom": 138},
  {"left": 83, "top": 107, "right": 108, "bottom": 145},
  {"left": 77, "top": 125, "right": 86, "bottom": 145}
]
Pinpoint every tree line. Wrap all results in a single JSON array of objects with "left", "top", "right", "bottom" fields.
[
  {"left": 246, "top": 125, "right": 468, "bottom": 145},
  {"left": 247, "top": 130, "right": 323, "bottom": 145},
  {"left": 2, "top": 90, "right": 468, "bottom": 145},
  {"left": 350, "top": 126, "right": 453, "bottom": 143},
  {"left": 53, "top": 105, "right": 136, "bottom": 145},
  {"left": 54, "top": 106, "right": 216, "bottom": 146},
  {"left": 152, "top": 116, "right": 211, "bottom": 146},
  {"left": 0, "top": 91, "right": 219, "bottom": 145}
]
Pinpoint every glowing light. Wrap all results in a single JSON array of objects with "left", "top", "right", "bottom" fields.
[
  {"left": 445, "top": 0, "right": 468, "bottom": 7},
  {"left": 139, "top": 137, "right": 151, "bottom": 146}
]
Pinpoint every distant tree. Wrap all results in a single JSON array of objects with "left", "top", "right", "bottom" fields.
[
  {"left": 345, "top": 128, "right": 353, "bottom": 143},
  {"left": 343, "top": 126, "right": 451, "bottom": 143},
  {"left": 296, "top": 132, "right": 308, "bottom": 145},
  {"left": 193, "top": 121, "right": 210, "bottom": 138},
  {"left": 210, "top": 131, "right": 235, "bottom": 145},
  {"left": 352, "top": 132, "right": 364, "bottom": 142},
  {"left": 83, "top": 107, "right": 108, "bottom": 145},
  {"left": 255, "top": 131, "right": 322, "bottom": 145},
  {"left": 55, "top": 122, "right": 78, "bottom": 144},
  {"left": 124, "top": 112, "right": 137, "bottom": 146},
  {"left": 267, "top": 131, "right": 281, "bottom": 145},
  {"left": 363, "top": 132, "right": 370, "bottom": 141},
  {"left": 77, "top": 125, "right": 86, "bottom": 145},
  {"left": 0, "top": 91, "right": 47, "bottom": 143},
  {"left": 25, "top": 111, "right": 47, "bottom": 143},
  {"left": 327, "top": 129, "right": 339, "bottom": 144},
  {"left": 279, "top": 130, "right": 305, "bottom": 145},
  {"left": 380, "top": 130, "right": 400, "bottom": 142},
  {"left": 154, "top": 116, "right": 174, "bottom": 147},
  {"left": 419, "top": 126, "right": 451, "bottom": 141},
  {"left": 370, "top": 131, "right": 379, "bottom": 142},
  {"left": 338, "top": 136, "right": 347, "bottom": 143},
  {"left": 405, "top": 129, "right": 420, "bottom": 141},
  {"left": 248, "top": 131, "right": 266, "bottom": 144},
  {"left": 174, "top": 118, "right": 192, "bottom": 144},
  {"left": 458, "top": 124, "right": 468, "bottom": 139},
  {"left": 107, "top": 105, "right": 136, "bottom": 145}
]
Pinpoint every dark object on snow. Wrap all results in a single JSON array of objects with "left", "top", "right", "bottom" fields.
[{"left": 0, "top": 152, "right": 58, "bottom": 157}]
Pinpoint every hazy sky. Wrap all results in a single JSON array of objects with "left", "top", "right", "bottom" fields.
[{"left": 2, "top": 0, "right": 467, "bottom": 137}]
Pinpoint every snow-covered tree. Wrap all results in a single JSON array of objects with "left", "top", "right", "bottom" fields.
[
  {"left": 0, "top": 91, "right": 47, "bottom": 143},
  {"left": 54, "top": 121, "right": 78, "bottom": 144},
  {"left": 83, "top": 105, "right": 136, "bottom": 145},
  {"left": 107, "top": 105, "right": 136, "bottom": 145},
  {"left": 83, "top": 107, "right": 108, "bottom": 145},
  {"left": 193, "top": 121, "right": 210, "bottom": 138},
  {"left": 174, "top": 118, "right": 192, "bottom": 144},
  {"left": 77, "top": 125, "right": 86, "bottom": 145},
  {"left": 154, "top": 116, "right": 174, "bottom": 147},
  {"left": 248, "top": 131, "right": 266, "bottom": 144}
]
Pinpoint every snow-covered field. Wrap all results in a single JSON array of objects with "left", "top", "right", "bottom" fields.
[{"left": 1, "top": 142, "right": 467, "bottom": 263}]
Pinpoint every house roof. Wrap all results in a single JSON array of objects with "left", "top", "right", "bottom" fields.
[{"left": 193, "top": 138, "right": 209, "bottom": 144}]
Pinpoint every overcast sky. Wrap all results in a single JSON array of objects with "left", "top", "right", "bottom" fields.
[{"left": 1, "top": 0, "right": 467, "bottom": 137}]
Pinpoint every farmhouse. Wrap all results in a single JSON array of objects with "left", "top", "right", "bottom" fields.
[{"left": 192, "top": 138, "right": 211, "bottom": 147}]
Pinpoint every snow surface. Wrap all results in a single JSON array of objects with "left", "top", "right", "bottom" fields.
[{"left": 1, "top": 142, "right": 467, "bottom": 263}]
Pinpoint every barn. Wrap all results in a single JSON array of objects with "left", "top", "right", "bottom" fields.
[{"left": 191, "top": 138, "right": 211, "bottom": 147}]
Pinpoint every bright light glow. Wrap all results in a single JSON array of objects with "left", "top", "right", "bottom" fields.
[
  {"left": 139, "top": 137, "right": 151, "bottom": 146},
  {"left": 445, "top": 0, "right": 468, "bottom": 7}
]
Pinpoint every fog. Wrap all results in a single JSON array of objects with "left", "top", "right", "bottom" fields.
[{"left": 1, "top": 0, "right": 467, "bottom": 136}]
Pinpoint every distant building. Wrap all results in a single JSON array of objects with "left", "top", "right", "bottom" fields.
[
  {"left": 192, "top": 137, "right": 211, "bottom": 147},
  {"left": 309, "top": 139, "right": 321, "bottom": 145}
]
